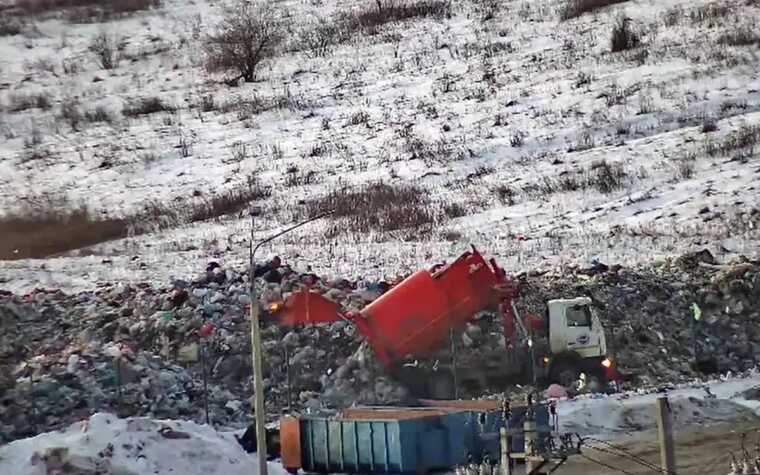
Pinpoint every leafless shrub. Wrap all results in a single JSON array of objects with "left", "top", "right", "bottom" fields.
[
  {"left": 570, "top": 129, "right": 595, "bottom": 152},
  {"left": 199, "top": 94, "right": 216, "bottom": 112},
  {"left": 437, "top": 72, "right": 456, "bottom": 94},
  {"left": 589, "top": 159, "right": 626, "bottom": 193},
  {"left": 705, "top": 124, "right": 760, "bottom": 156},
  {"left": 467, "top": 166, "right": 494, "bottom": 180},
  {"left": 510, "top": 130, "right": 526, "bottom": 147},
  {"left": 24, "top": 56, "right": 57, "bottom": 75},
  {"left": 300, "top": 183, "right": 440, "bottom": 234},
  {"left": 689, "top": 2, "right": 730, "bottom": 27},
  {"left": 701, "top": 119, "right": 718, "bottom": 133},
  {"left": 140, "top": 151, "right": 159, "bottom": 165},
  {"left": 473, "top": 0, "right": 500, "bottom": 22},
  {"left": 535, "top": 160, "right": 627, "bottom": 196},
  {"left": 0, "top": 16, "right": 24, "bottom": 37},
  {"left": 178, "top": 134, "right": 192, "bottom": 158},
  {"left": 560, "top": 0, "right": 628, "bottom": 21},
  {"left": 204, "top": 0, "right": 283, "bottom": 84},
  {"left": 493, "top": 184, "right": 516, "bottom": 206},
  {"left": 574, "top": 71, "right": 593, "bottom": 89},
  {"left": 638, "top": 90, "right": 654, "bottom": 114},
  {"left": 398, "top": 129, "right": 467, "bottom": 163},
  {"left": 663, "top": 5, "right": 683, "bottom": 27},
  {"left": 717, "top": 25, "right": 759, "bottom": 46},
  {"left": 227, "top": 90, "right": 313, "bottom": 119},
  {"left": 23, "top": 122, "right": 43, "bottom": 148},
  {"left": 298, "top": 17, "right": 345, "bottom": 57},
  {"left": 89, "top": 31, "right": 118, "bottom": 70},
  {"left": 230, "top": 141, "right": 247, "bottom": 162},
  {"left": 122, "top": 96, "right": 174, "bottom": 117},
  {"left": 348, "top": 0, "right": 452, "bottom": 35},
  {"left": 84, "top": 105, "right": 114, "bottom": 123},
  {"left": 443, "top": 202, "right": 467, "bottom": 218},
  {"left": 347, "top": 110, "right": 370, "bottom": 126},
  {"left": 61, "top": 56, "right": 83, "bottom": 74},
  {"left": 604, "top": 82, "right": 628, "bottom": 107},
  {"left": 675, "top": 159, "right": 695, "bottom": 180},
  {"left": 60, "top": 96, "right": 83, "bottom": 130},
  {"left": 610, "top": 15, "right": 640, "bottom": 52},
  {"left": 7, "top": 92, "right": 52, "bottom": 112},
  {"left": 268, "top": 143, "right": 284, "bottom": 160},
  {"left": 285, "top": 165, "right": 318, "bottom": 187}
]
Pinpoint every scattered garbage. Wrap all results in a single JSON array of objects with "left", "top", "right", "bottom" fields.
[{"left": 0, "top": 250, "right": 758, "bottom": 443}]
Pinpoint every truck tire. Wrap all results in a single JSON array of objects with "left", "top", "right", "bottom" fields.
[
  {"left": 428, "top": 372, "right": 455, "bottom": 400},
  {"left": 548, "top": 359, "right": 581, "bottom": 388}
]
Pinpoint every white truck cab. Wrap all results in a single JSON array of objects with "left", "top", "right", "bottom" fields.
[{"left": 547, "top": 297, "right": 607, "bottom": 358}]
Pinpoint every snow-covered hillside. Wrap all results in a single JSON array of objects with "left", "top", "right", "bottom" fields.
[{"left": 0, "top": 0, "right": 758, "bottom": 291}]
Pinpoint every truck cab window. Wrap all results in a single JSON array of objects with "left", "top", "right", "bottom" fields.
[{"left": 566, "top": 305, "right": 591, "bottom": 327}]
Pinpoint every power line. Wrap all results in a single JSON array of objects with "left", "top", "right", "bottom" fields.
[
  {"left": 580, "top": 453, "right": 641, "bottom": 475},
  {"left": 584, "top": 442, "right": 662, "bottom": 473},
  {"left": 584, "top": 436, "right": 672, "bottom": 474}
]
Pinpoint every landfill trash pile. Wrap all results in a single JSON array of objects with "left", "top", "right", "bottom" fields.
[
  {"left": 0, "top": 412, "right": 288, "bottom": 475},
  {"left": 1, "top": 250, "right": 758, "bottom": 444}
]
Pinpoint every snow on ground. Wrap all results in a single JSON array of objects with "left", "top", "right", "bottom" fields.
[
  {"left": 557, "top": 372, "right": 760, "bottom": 439},
  {"left": 2, "top": 376, "right": 759, "bottom": 474},
  {"left": 0, "top": 412, "right": 287, "bottom": 475},
  {"left": 1, "top": 0, "right": 759, "bottom": 292}
]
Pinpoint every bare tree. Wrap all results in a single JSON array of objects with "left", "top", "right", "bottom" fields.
[{"left": 204, "top": 0, "right": 282, "bottom": 84}]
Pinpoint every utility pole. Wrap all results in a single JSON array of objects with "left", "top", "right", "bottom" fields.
[
  {"left": 249, "top": 214, "right": 268, "bottom": 475},
  {"left": 450, "top": 328, "right": 459, "bottom": 399},
  {"left": 248, "top": 210, "right": 334, "bottom": 475},
  {"left": 656, "top": 396, "right": 676, "bottom": 475},
  {"left": 500, "top": 398, "right": 512, "bottom": 475}
]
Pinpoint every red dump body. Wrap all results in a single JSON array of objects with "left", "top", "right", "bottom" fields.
[{"left": 273, "top": 248, "right": 519, "bottom": 366}]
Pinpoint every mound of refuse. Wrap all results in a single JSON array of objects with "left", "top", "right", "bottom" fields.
[{"left": 0, "top": 250, "right": 758, "bottom": 444}]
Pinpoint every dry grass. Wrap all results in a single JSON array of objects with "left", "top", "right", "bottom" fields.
[
  {"left": 0, "top": 197, "right": 128, "bottom": 260},
  {"left": 122, "top": 97, "right": 174, "bottom": 118},
  {"left": 6, "top": 92, "right": 52, "bottom": 112},
  {"left": 559, "top": 0, "right": 628, "bottom": 21},
  {"left": 15, "top": 0, "right": 159, "bottom": 22},
  {"left": 705, "top": 124, "right": 760, "bottom": 157},
  {"left": 717, "top": 25, "right": 759, "bottom": 47},
  {"left": 1, "top": 179, "right": 270, "bottom": 260},
  {"left": 300, "top": 183, "right": 440, "bottom": 234}
]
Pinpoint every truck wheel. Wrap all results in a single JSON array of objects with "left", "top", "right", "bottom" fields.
[
  {"left": 428, "top": 372, "right": 455, "bottom": 400},
  {"left": 549, "top": 361, "right": 580, "bottom": 388}
]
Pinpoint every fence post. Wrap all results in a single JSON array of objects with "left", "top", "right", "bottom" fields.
[
  {"left": 30, "top": 368, "right": 38, "bottom": 434},
  {"left": 450, "top": 328, "right": 459, "bottom": 399},
  {"left": 656, "top": 396, "right": 676, "bottom": 474},
  {"left": 115, "top": 356, "right": 123, "bottom": 416},
  {"left": 200, "top": 336, "right": 210, "bottom": 425},
  {"left": 284, "top": 346, "right": 292, "bottom": 413}
]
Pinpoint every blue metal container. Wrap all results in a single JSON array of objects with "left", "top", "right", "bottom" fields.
[{"left": 284, "top": 404, "right": 550, "bottom": 474}]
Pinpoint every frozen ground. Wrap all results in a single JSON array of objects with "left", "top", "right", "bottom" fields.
[
  {"left": 2, "top": 374, "right": 759, "bottom": 474},
  {"left": 558, "top": 371, "right": 760, "bottom": 439},
  {"left": 0, "top": 0, "right": 759, "bottom": 292},
  {"left": 0, "top": 412, "right": 288, "bottom": 475}
]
